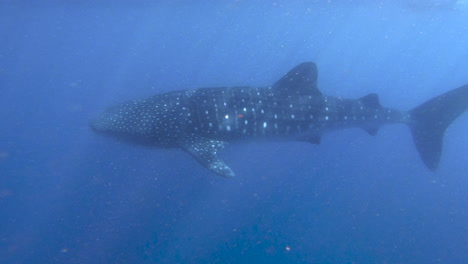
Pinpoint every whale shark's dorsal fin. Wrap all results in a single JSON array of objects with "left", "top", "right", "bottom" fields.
[
  {"left": 179, "top": 137, "right": 235, "bottom": 178},
  {"left": 272, "top": 62, "right": 321, "bottom": 96}
]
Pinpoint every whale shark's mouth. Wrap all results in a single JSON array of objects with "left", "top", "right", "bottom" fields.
[
  {"left": 88, "top": 117, "right": 104, "bottom": 133},
  {"left": 89, "top": 115, "right": 115, "bottom": 135}
]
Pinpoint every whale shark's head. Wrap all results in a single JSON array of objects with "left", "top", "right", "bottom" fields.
[
  {"left": 89, "top": 105, "right": 128, "bottom": 136},
  {"left": 89, "top": 100, "right": 157, "bottom": 145},
  {"left": 89, "top": 113, "right": 113, "bottom": 134},
  {"left": 90, "top": 95, "right": 188, "bottom": 148}
]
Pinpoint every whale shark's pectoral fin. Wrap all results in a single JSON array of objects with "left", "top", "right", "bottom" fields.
[{"left": 179, "top": 137, "right": 235, "bottom": 178}]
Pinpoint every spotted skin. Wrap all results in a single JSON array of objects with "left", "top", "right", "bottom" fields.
[
  {"left": 91, "top": 90, "right": 192, "bottom": 147},
  {"left": 186, "top": 87, "right": 406, "bottom": 141},
  {"left": 91, "top": 62, "right": 468, "bottom": 177}
]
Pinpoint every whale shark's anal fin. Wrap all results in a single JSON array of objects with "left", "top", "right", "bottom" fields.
[
  {"left": 359, "top": 93, "right": 381, "bottom": 136},
  {"left": 363, "top": 127, "right": 379, "bottom": 136},
  {"left": 179, "top": 137, "right": 235, "bottom": 178},
  {"left": 298, "top": 134, "right": 321, "bottom": 144}
]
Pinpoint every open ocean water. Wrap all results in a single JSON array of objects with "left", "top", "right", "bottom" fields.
[{"left": 1, "top": 0, "right": 467, "bottom": 263}]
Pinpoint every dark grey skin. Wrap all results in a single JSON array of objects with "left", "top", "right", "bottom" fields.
[{"left": 91, "top": 62, "right": 468, "bottom": 177}]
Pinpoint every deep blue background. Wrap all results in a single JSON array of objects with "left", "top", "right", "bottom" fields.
[{"left": 1, "top": 1, "right": 467, "bottom": 263}]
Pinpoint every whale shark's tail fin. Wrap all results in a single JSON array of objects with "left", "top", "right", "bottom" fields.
[{"left": 409, "top": 85, "right": 468, "bottom": 170}]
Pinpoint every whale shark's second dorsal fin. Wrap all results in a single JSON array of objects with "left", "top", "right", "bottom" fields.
[
  {"left": 359, "top": 93, "right": 381, "bottom": 109},
  {"left": 272, "top": 62, "right": 321, "bottom": 97}
]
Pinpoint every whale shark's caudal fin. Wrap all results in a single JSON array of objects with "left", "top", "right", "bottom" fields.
[{"left": 409, "top": 85, "right": 468, "bottom": 170}]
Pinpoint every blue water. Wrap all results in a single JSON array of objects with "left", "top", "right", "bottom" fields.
[{"left": 1, "top": 1, "right": 467, "bottom": 263}]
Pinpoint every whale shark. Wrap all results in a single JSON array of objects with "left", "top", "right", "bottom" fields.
[{"left": 91, "top": 62, "right": 468, "bottom": 177}]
